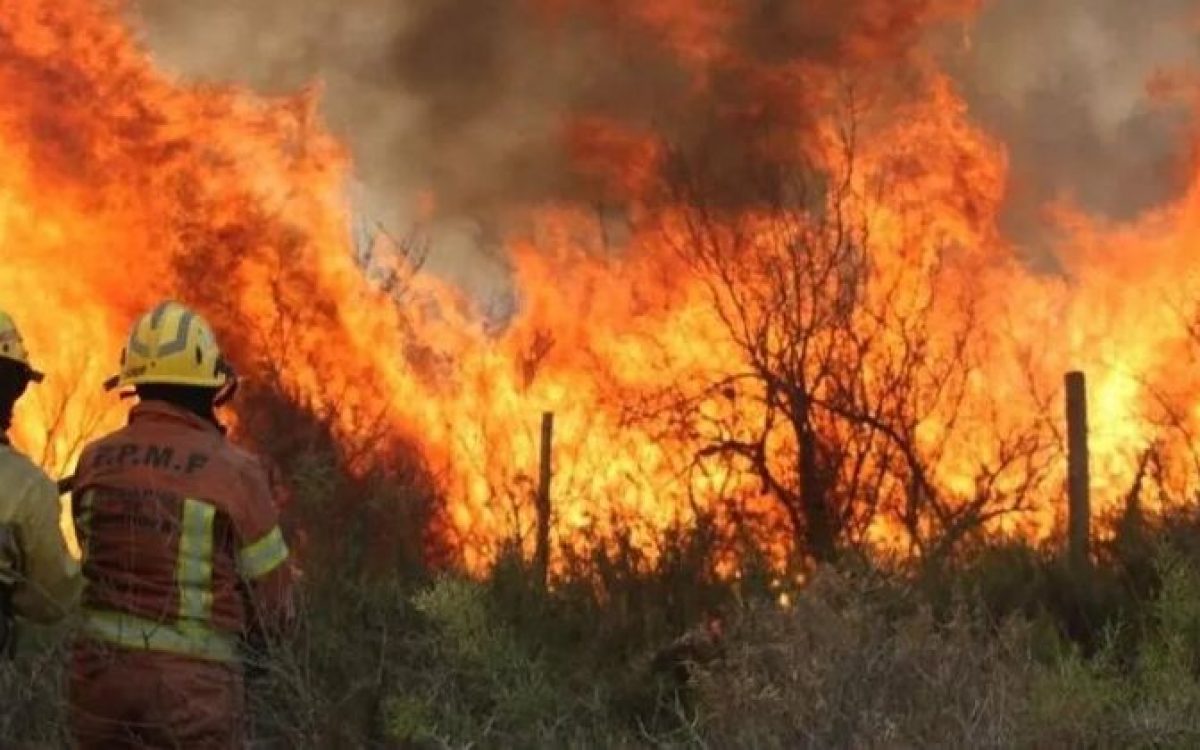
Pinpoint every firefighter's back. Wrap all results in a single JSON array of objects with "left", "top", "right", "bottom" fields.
[
  {"left": 68, "top": 301, "right": 295, "bottom": 749},
  {"left": 70, "top": 401, "right": 260, "bottom": 749},
  {"left": 74, "top": 402, "right": 264, "bottom": 642}
]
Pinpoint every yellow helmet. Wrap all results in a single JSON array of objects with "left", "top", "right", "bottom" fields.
[
  {"left": 107, "top": 301, "right": 231, "bottom": 390},
  {"left": 0, "top": 310, "right": 44, "bottom": 383}
]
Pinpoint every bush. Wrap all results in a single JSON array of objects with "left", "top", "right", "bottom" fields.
[
  {"left": 385, "top": 576, "right": 588, "bottom": 746},
  {"left": 1022, "top": 550, "right": 1200, "bottom": 747},
  {"left": 12, "top": 480, "right": 1200, "bottom": 747},
  {"left": 694, "top": 568, "right": 1032, "bottom": 748},
  {"left": 0, "top": 624, "right": 71, "bottom": 748},
  {"left": 241, "top": 539, "right": 710, "bottom": 747}
]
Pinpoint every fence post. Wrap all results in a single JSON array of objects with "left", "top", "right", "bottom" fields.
[
  {"left": 535, "top": 412, "right": 554, "bottom": 588},
  {"left": 1065, "top": 371, "right": 1091, "bottom": 574}
]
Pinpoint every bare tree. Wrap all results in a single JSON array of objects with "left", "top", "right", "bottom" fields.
[
  {"left": 632, "top": 102, "right": 1054, "bottom": 567},
  {"left": 26, "top": 353, "right": 124, "bottom": 478}
]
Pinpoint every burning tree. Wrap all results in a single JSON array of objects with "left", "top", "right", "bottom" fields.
[
  {"left": 633, "top": 92, "right": 1056, "bottom": 566},
  {"left": 8, "top": 0, "right": 1200, "bottom": 574}
]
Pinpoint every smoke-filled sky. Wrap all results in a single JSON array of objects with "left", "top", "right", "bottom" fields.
[
  {"left": 946, "top": 0, "right": 1199, "bottom": 265},
  {"left": 127, "top": 0, "right": 1200, "bottom": 286}
]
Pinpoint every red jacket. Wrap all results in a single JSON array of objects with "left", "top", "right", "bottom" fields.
[{"left": 72, "top": 401, "right": 295, "bottom": 663}]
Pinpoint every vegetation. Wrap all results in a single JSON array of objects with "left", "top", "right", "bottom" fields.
[{"left": 8, "top": 467, "right": 1200, "bottom": 749}]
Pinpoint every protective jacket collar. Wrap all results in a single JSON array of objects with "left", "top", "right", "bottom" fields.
[{"left": 129, "top": 400, "right": 225, "bottom": 436}]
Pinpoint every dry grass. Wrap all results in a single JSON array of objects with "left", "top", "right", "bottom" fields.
[
  {"left": 7, "top": 529, "right": 1200, "bottom": 747},
  {"left": 695, "top": 569, "right": 1032, "bottom": 748}
]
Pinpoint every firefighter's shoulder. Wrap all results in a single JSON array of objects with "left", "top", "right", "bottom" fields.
[{"left": 221, "top": 442, "right": 272, "bottom": 482}]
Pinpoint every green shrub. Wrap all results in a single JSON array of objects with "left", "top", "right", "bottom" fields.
[
  {"left": 385, "top": 576, "right": 568, "bottom": 745},
  {"left": 1032, "top": 550, "right": 1200, "bottom": 747},
  {"left": 11, "top": 475, "right": 1200, "bottom": 748}
]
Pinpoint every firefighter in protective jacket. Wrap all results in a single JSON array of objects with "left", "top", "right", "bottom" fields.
[
  {"left": 69, "top": 301, "right": 296, "bottom": 748},
  {"left": 0, "top": 310, "right": 82, "bottom": 639}
]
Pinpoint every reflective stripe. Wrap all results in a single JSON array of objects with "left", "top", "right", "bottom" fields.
[
  {"left": 177, "top": 499, "right": 215, "bottom": 620},
  {"left": 237, "top": 526, "right": 288, "bottom": 580},
  {"left": 81, "top": 609, "right": 237, "bottom": 663}
]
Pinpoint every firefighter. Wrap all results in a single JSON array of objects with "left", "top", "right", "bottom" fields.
[
  {"left": 69, "top": 301, "right": 296, "bottom": 749},
  {"left": 0, "top": 310, "right": 82, "bottom": 641}
]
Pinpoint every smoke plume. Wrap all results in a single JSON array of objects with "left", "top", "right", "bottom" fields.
[
  {"left": 127, "top": 0, "right": 1200, "bottom": 278},
  {"left": 125, "top": 1, "right": 973, "bottom": 286},
  {"left": 944, "top": 0, "right": 1200, "bottom": 262}
]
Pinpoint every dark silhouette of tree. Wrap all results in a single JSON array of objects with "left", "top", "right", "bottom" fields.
[{"left": 633, "top": 99, "right": 1054, "bottom": 567}]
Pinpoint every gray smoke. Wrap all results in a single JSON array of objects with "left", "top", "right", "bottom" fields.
[
  {"left": 129, "top": 1, "right": 720, "bottom": 297},
  {"left": 127, "top": 0, "right": 1199, "bottom": 283},
  {"left": 943, "top": 0, "right": 1200, "bottom": 264},
  {"left": 129, "top": 1, "right": 532, "bottom": 297},
  {"left": 127, "top": 0, "right": 971, "bottom": 291}
]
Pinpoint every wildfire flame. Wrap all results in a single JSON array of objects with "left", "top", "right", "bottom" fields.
[{"left": 4, "top": 0, "right": 1200, "bottom": 570}]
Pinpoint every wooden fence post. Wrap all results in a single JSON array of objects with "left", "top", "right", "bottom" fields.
[
  {"left": 535, "top": 412, "right": 554, "bottom": 588},
  {"left": 1065, "top": 371, "right": 1091, "bottom": 574}
]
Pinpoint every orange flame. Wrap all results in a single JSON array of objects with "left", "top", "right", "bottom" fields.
[{"left": 3, "top": 1, "right": 1200, "bottom": 571}]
